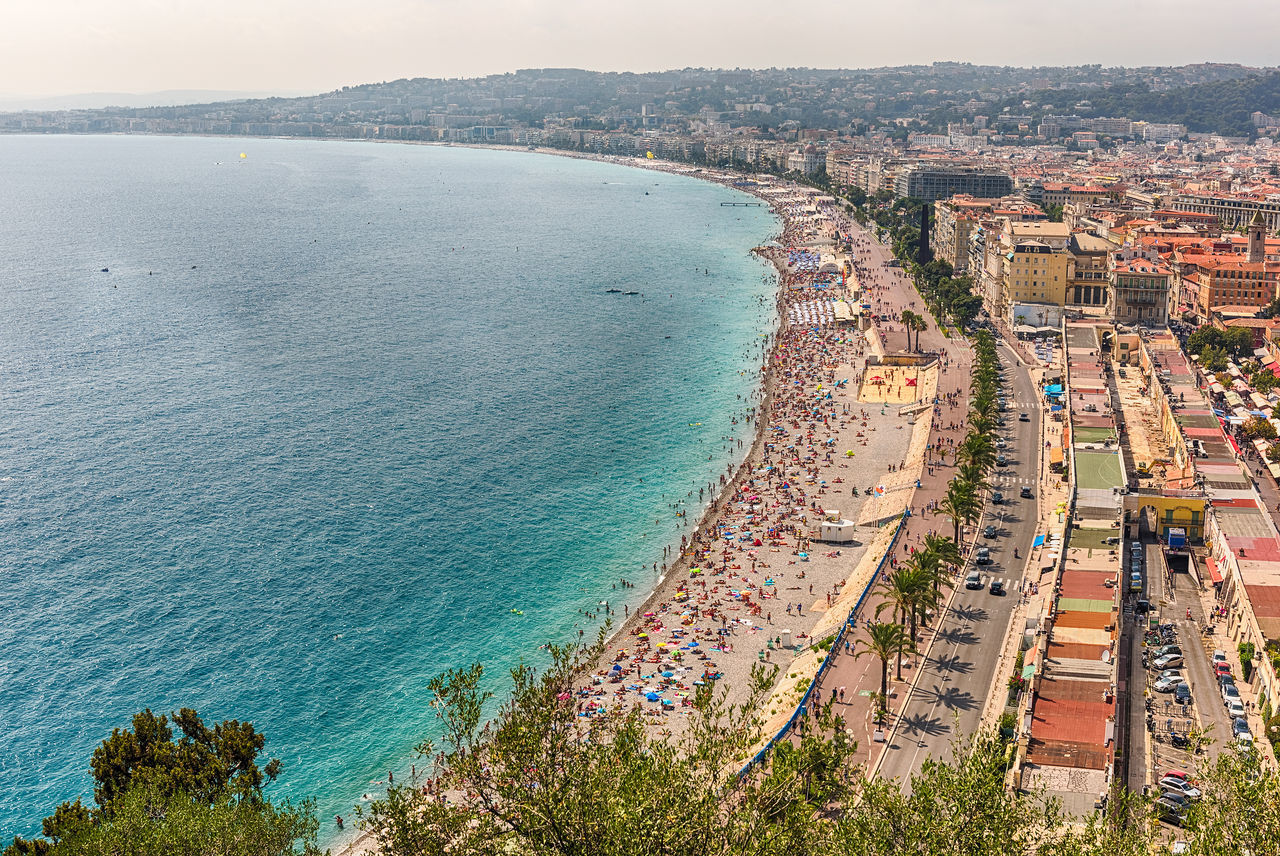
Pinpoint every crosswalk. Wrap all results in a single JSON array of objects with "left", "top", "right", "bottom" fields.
[
  {"left": 971, "top": 575, "right": 1025, "bottom": 591},
  {"left": 990, "top": 475, "right": 1036, "bottom": 486}
]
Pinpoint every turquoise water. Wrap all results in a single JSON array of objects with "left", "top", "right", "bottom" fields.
[{"left": 0, "top": 136, "right": 777, "bottom": 839}]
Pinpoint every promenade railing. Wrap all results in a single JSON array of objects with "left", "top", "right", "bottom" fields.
[{"left": 738, "top": 511, "right": 908, "bottom": 778}]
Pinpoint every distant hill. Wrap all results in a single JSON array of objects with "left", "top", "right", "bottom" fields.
[
  {"left": 1000, "top": 72, "right": 1280, "bottom": 137},
  {"left": 0, "top": 89, "right": 314, "bottom": 111}
]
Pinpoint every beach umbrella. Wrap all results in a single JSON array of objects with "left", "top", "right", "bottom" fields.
[{"left": 645, "top": 692, "right": 662, "bottom": 702}]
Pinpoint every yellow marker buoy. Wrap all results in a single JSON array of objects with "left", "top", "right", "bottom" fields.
[{"left": 240, "top": 152, "right": 247, "bottom": 158}]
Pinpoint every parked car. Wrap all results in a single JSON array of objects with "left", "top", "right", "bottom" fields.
[
  {"left": 1163, "top": 769, "right": 1191, "bottom": 783},
  {"left": 1160, "top": 777, "right": 1202, "bottom": 801},
  {"left": 1154, "top": 796, "right": 1185, "bottom": 826},
  {"left": 1214, "top": 661, "right": 1232, "bottom": 678},
  {"left": 965, "top": 570, "right": 983, "bottom": 590},
  {"left": 1226, "top": 698, "right": 1246, "bottom": 719},
  {"left": 1152, "top": 654, "right": 1184, "bottom": 670},
  {"left": 983, "top": 524, "right": 998, "bottom": 538},
  {"left": 1157, "top": 645, "right": 1182, "bottom": 658},
  {"left": 989, "top": 579, "right": 1006, "bottom": 596},
  {"left": 1232, "top": 716, "right": 1252, "bottom": 738},
  {"left": 1153, "top": 674, "right": 1183, "bottom": 693},
  {"left": 1158, "top": 669, "right": 1183, "bottom": 681},
  {"left": 975, "top": 547, "right": 992, "bottom": 565},
  {"left": 1173, "top": 683, "right": 1193, "bottom": 705},
  {"left": 992, "top": 491, "right": 1004, "bottom": 504},
  {"left": 1020, "top": 486, "right": 1033, "bottom": 498},
  {"left": 996, "top": 455, "right": 1008, "bottom": 467},
  {"left": 1018, "top": 412, "right": 1030, "bottom": 421},
  {"left": 1222, "top": 683, "right": 1241, "bottom": 706},
  {"left": 1212, "top": 650, "right": 1227, "bottom": 664}
]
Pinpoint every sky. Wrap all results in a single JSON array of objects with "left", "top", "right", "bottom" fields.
[{"left": 4, "top": 0, "right": 1279, "bottom": 102}]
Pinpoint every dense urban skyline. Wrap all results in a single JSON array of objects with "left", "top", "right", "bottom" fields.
[{"left": 6, "top": 0, "right": 1280, "bottom": 104}]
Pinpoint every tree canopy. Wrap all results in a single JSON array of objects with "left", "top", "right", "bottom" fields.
[{"left": 5, "top": 709, "right": 317, "bottom": 856}]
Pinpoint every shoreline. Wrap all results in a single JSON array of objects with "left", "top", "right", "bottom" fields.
[
  {"left": 308, "top": 142, "right": 923, "bottom": 855},
  {"left": 332, "top": 145, "right": 795, "bottom": 856}
]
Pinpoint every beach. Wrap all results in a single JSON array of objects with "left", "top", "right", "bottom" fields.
[{"left": 337, "top": 156, "right": 939, "bottom": 853}]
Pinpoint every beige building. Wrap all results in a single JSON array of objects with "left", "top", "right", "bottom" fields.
[
  {"left": 998, "top": 221, "right": 1073, "bottom": 315},
  {"left": 1067, "top": 232, "right": 1118, "bottom": 307}
]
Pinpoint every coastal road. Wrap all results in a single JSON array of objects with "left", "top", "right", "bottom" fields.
[{"left": 875, "top": 341, "right": 1043, "bottom": 784}]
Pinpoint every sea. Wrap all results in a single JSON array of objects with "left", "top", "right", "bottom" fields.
[{"left": 0, "top": 135, "right": 779, "bottom": 841}]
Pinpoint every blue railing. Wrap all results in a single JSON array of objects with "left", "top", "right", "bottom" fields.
[{"left": 739, "top": 511, "right": 909, "bottom": 777}]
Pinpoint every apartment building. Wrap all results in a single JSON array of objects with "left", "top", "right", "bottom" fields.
[
  {"left": 1067, "top": 233, "right": 1118, "bottom": 307},
  {"left": 1110, "top": 257, "right": 1172, "bottom": 325}
]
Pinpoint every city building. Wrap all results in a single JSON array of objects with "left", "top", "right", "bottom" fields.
[
  {"left": 1110, "top": 257, "right": 1172, "bottom": 325},
  {"left": 893, "top": 164, "right": 1013, "bottom": 201},
  {"left": 1067, "top": 233, "right": 1118, "bottom": 307}
]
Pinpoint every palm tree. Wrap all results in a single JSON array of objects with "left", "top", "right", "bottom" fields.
[
  {"left": 910, "top": 314, "right": 928, "bottom": 352},
  {"left": 899, "top": 309, "right": 919, "bottom": 352},
  {"left": 923, "top": 533, "right": 963, "bottom": 572},
  {"left": 922, "top": 534, "right": 962, "bottom": 594},
  {"left": 875, "top": 565, "right": 931, "bottom": 643},
  {"left": 939, "top": 479, "right": 980, "bottom": 543},
  {"left": 855, "top": 622, "right": 914, "bottom": 718},
  {"left": 957, "top": 461, "right": 990, "bottom": 492},
  {"left": 957, "top": 434, "right": 996, "bottom": 472}
]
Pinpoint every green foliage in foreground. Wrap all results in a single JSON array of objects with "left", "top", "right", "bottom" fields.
[
  {"left": 361, "top": 635, "right": 1280, "bottom": 855},
  {"left": 6, "top": 709, "right": 319, "bottom": 856}
]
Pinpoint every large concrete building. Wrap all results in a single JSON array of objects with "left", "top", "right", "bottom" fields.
[{"left": 893, "top": 164, "right": 1013, "bottom": 201}]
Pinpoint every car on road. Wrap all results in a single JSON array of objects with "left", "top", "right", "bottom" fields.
[
  {"left": 1020, "top": 486, "right": 1033, "bottom": 498},
  {"left": 1214, "top": 661, "right": 1232, "bottom": 679},
  {"left": 1018, "top": 412, "right": 1030, "bottom": 422},
  {"left": 996, "top": 455, "right": 1008, "bottom": 466},
  {"left": 1222, "top": 683, "right": 1241, "bottom": 706},
  {"left": 983, "top": 524, "right": 997, "bottom": 538},
  {"left": 975, "top": 547, "right": 992, "bottom": 565},
  {"left": 996, "top": 438, "right": 1008, "bottom": 448},
  {"left": 1173, "top": 683, "right": 1193, "bottom": 705},
  {"left": 1212, "top": 649, "right": 1227, "bottom": 664},
  {"left": 1232, "top": 717, "right": 1252, "bottom": 739},
  {"left": 1130, "top": 572, "right": 1143, "bottom": 592},
  {"left": 989, "top": 579, "right": 1006, "bottom": 596},
  {"left": 1152, "top": 654, "right": 1184, "bottom": 670},
  {"left": 992, "top": 491, "right": 1004, "bottom": 504},
  {"left": 1160, "top": 777, "right": 1202, "bottom": 801},
  {"left": 1153, "top": 674, "right": 1183, "bottom": 693},
  {"left": 1227, "top": 698, "right": 1246, "bottom": 719},
  {"left": 965, "top": 570, "right": 983, "bottom": 589}
]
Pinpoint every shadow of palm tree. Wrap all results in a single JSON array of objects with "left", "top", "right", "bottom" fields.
[
  {"left": 928, "top": 651, "right": 975, "bottom": 675},
  {"left": 949, "top": 603, "right": 989, "bottom": 623},
  {"left": 895, "top": 708, "right": 951, "bottom": 739},
  {"left": 920, "top": 683, "right": 978, "bottom": 712},
  {"left": 936, "top": 626, "right": 979, "bottom": 646}
]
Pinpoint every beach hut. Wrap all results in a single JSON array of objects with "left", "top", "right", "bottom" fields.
[{"left": 819, "top": 519, "right": 859, "bottom": 544}]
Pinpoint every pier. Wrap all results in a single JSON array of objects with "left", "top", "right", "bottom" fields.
[{"left": 721, "top": 201, "right": 765, "bottom": 207}]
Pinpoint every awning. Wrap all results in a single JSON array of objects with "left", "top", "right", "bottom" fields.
[
  {"left": 1033, "top": 534, "right": 1046, "bottom": 548},
  {"left": 1205, "top": 556, "right": 1223, "bottom": 584},
  {"left": 1049, "top": 448, "right": 1064, "bottom": 464},
  {"left": 1021, "top": 662, "right": 1036, "bottom": 680}
]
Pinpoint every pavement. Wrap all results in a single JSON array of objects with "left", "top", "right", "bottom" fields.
[{"left": 791, "top": 225, "right": 1052, "bottom": 782}]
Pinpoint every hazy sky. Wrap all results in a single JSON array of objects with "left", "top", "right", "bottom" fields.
[{"left": 4, "top": 0, "right": 1279, "bottom": 99}]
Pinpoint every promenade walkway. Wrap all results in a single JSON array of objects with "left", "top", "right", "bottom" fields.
[{"left": 783, "top": 223, "right": 976, "bottom": 769}]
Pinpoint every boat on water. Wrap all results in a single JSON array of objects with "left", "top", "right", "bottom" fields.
[
  {"left": 622, "top": 291, "right": 640, "bottom": 296},
  {"left": 605, "top": 288, "right": 622, "bottom": 293}
]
